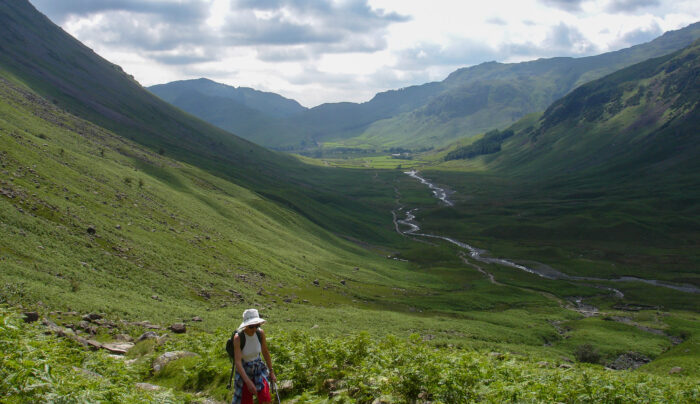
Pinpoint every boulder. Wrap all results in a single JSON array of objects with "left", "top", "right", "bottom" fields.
[
  {"left": 22, "top": 311, "right": 39, "bottom": 323},
  {"left": 137, "top": 331, "right": 159, "bottom": 342},
  {"left": 607, "top": 352, "right": 650, "bottom": 370},
  {"left": 87, "top": 225, "right": 96, "bottom": 235},
  {"left": 115, "top": 334, "right": 134, "bottom": 342},
  {"left": 72, "top": 366, "right": 102, "bottom": 379},
  {"left": 191, "top": 316, "right": 203, "bottom": 322},
  {"left": 86, "top": 339, "right": 103, "bottom": 350},
  {"left": 169, "top": 323, "right": 186, "bottom": 333},
  {"left": 135, "top": 383, "right": 161, "bottom": 391},
  {"left": 102, "top": 342, "right": 134, "bottom": 355},
  {"left": 276, "top": 380, "right": 293, "bottom": 392},
  {"left": 313, "top": 279, "right": 320, "bottom": 286},
  {"left": 152, "top": 351, "right": 198, "bottom": 373},
  {"left": 82, "top": 313, "right": 102, "bottom": 322},
  {"left": 669, "top": 366, "right": 683, "bottom": 375}
]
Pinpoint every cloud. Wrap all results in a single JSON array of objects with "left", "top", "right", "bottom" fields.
[
  {"left": 486, "top": 17, "right": 507, "bottom": 25},
  {"left": 30, "top": 0, "right": 208, "bottom": 24},
  {"left": 606, "top": 0, "right": 661, "bottom": 13},
  {"left": 507, "top": 22, "right": 599, "bottom": 57},
  {"left": 394, "top": 41, "right": 501, "bottom": 72},
  {"left": 609, "top": 22, "right": 663, "bottom": 48},
  {"left": 30, "top": 0, "right": 410, "bottom": 68},
  {"left": 538, "top": 0, "right": 586, "bottom": 12},
  {"left": 394, "top": 22, "right": 599, "bottom": 73}
]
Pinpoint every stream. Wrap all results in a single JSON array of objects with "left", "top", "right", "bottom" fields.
[{"left": 397, "top": 170, "right": 699, "bottom": 295}]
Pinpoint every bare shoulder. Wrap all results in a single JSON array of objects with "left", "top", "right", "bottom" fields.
[{"left": 258, "top": 328, "right": 266, "bottom": 337}]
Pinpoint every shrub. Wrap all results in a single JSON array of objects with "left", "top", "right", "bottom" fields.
[{"left": 574, "top": 343, "right": 601, "bottom": 364}]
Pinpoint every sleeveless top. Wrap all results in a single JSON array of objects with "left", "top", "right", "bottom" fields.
[{"left": 240, "top": 330, "right": 261, "bottom": 362}]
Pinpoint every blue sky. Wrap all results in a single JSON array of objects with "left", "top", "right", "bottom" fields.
[{"left": 30, "top": 0, "right": 700, "bottom": 107}]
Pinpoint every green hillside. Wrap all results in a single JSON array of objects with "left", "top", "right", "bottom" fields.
[
  {"left": 1, "top": 1, "right": 699, "bottom": 402},
  {"left": 416, "top": 40, "right": 700, "bottom": 298},
  {"left": 0, "top": 0, "right": 412, "bottom": 246}
]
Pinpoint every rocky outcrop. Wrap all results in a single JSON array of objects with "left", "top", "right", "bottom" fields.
[
  {"left": 152, "top": 351, "right": 198, "bottom": 373},
  {"left": 607, "top": 352, "right": 650, "bottom": 370}
]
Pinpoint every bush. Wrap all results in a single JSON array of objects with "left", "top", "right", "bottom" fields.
[{"left": 574, "top": 343, "right": 601, "bottom": 364}]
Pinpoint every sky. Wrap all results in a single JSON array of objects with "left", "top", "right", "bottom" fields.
[{"left": 30, "top": 0, "right": 700, "bottom": 107}]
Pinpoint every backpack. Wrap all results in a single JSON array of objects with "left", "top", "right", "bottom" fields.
[{"left": 225, "top": 329, "right": 262, "bottom": 362}]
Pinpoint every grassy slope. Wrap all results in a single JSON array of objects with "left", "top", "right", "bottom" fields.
[
  {"left": 0, "top": 68, "right": 577, "bottom": 354},
  {"left": 4, "top": 308, "right": 699, "bottom": 403},
  {"left": 4, "top": 70, "right": 693, "bottom": 379},
  {"left": 0, "top": 0, "right": 405, "bottom": 247}
]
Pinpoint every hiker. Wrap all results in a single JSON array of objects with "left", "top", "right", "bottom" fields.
[{"left": 232, "top": 309, "right": 276, "bottom": 404}]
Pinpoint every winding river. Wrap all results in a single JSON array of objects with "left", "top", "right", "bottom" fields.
[{"left": 397, "top": 170, "right": 699, "bottom": 295}]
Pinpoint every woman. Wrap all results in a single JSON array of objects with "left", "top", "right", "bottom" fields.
[{"left": 232, "top": 309, "right": 277, "bottom": 404}]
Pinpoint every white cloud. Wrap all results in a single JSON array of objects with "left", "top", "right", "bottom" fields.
[{"left": 28, "top": 0, "right": 700, "bottom": 107}]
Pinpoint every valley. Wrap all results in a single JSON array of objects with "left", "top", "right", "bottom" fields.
[{"left": 1, "top": 1, "right": 699, "bottom": 402}]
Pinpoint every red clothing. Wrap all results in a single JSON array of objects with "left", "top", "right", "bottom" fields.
[{"left": 241, "top": 378, "right": 271, "bottom": 404}]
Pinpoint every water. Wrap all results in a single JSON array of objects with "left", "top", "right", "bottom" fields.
[{"left": 399, "top": 171, "right": 699, "bottom": 295}]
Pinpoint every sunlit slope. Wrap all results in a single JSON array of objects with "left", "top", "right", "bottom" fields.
[
  {"left": 0, "top": 71, "right": 417, "bottom": 323},
  {"left": 0, "top": 0, "right": 403, "bottom": 245}
]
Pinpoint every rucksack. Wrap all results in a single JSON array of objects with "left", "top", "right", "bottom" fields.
[{"left": 226, "top": 329, "right": 262, "bottom": 362}]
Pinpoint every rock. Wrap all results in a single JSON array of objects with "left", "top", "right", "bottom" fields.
[
  {"left": 102, "top": 342, "right": 134, "bottom": 355},
  {"left": 115, "top": 334, "right": 134, "bottom": 342},
  {"left": 489, "top": 352, "right": 505, "bottom": 360},
  {"left": 537, "top": 361, "right": 550, "bottom": 368},
  {"left": 276, "top": 380, "right": 293, "bottom": 392},
  {"left": 169, "top": 323, "right": 186, "bottom": 333},
  {"left": 354, "top": 267, "right": 359, "bottom": 271},
  {"left": 86, "top": 339, "right": 103, "bottom": 350},
  {"left": 151, "top": 295, "right": 161, "bottom": 301},
  {"left": 340, "top": 280, "right": 346, "bottom": 285},
  {"left": 669, "top": 366, "right": 683, "bottom": 374},
  {"left": 137, "top": 331, "right": 159, "bottom": 342},
  {"left": 313, "top": 279, "right": 320, "bottom": 286},
  {"left": 72, "top": 366, "right": 102, "bottom": 379},
  {"left": 559, "top": 363, "right": 573, "bottom": 369},
  {"left": 199, "top": 399, "right": 226, "bottom": 404},
  {"left": 82, "top": 313, "right": 102, "bottom": 322},
  {"left": 87, "top": 226, "right": 96, "bottom": 235},
  {"left": 153, "top": 351, "right": 198, "bottom": 373},
  {"left": 311, "top": 324, "right": 319, "bottom": 329},
  {"left": 22, "top": 312, "right": 39, "bottom": 323},
  {"left": 323, "top": 378, "right": 339, "bottom": 391},
  {"left": 135, "top": 383, "right": 161, "bottom": 391},
  {"left": 302, "top": 299, "right": 309, "bottom": 304},
  {"left": 607, "top": 352, "right": 650, "bottom": 370},
  {"left": 283, "top": 298, "right": 292, "bottom": 303},
  {"left": 115, "top": 224, "right": 121, "bottom": 230},
  {"left": 191, "top": 316, "right": 203, "bottom": 322}
]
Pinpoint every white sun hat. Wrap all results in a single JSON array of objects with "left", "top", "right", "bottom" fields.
[{"left": 238, "top": 308, "right": 266, "bottom": 330}]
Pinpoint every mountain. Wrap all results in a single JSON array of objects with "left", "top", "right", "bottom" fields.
[
  {"left": 348, "top": 21, "right": 700, "bottom": 149},
  {"left": 149, "top": 78, "right": 443, "bottom": 148},
  {"left": 0, "top": 0, "right": 402, "bottom": 244},
  {"left": 149, "top": 22, "right": 700, "bottom": 152},
  {"left": 149, "top": 77, "right": 306, "bottom": 118},
  {"left": 419, "top": 40, "right": 700, "bottom": 289}
]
